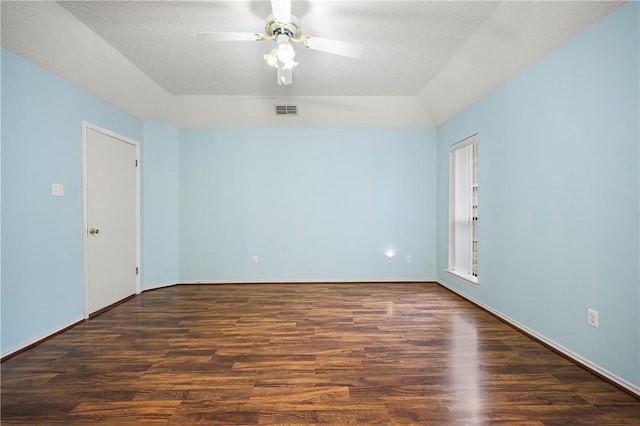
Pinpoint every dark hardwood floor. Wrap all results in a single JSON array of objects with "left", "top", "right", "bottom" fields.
[{"left": 2, "top": 283, "right": 639, "bottom": 424}]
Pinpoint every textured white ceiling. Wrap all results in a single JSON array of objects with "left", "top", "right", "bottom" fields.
[
  {"left": 58, "top": 0, "right": 503, "bottom": 96},
  {"left": 1, "top": 1, "right": 623, "bottom": 127}
]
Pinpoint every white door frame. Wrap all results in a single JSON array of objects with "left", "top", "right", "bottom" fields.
[{"left": 82, "top": 121, "right": 141, "bottom": 319}]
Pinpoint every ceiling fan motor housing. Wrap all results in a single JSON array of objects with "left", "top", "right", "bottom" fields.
[{"left": 265, "top": 14, "right": 302, "bottom": 41}]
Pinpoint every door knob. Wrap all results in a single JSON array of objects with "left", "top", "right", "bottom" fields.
[{"left": 89, "top": 228, "right": 100, "bottom": 235}]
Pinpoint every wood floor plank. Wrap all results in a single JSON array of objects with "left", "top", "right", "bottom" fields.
[{"left": 2, "top": 283, "right": 639, "bottom": 424}]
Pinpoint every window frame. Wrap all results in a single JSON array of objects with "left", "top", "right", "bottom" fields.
[{"left": 447, "top": 134, "right": 479, "bottom": 286}]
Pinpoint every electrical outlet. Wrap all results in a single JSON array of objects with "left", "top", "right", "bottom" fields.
[
  {"left": 51, "top": 183, "right": 64, "bottom": 197},
  {"left": 406, "top": 255, "right": 412, "bottom": 263},
  {"left": 587, "top": 309, "right": 599, "bottom": 328},
  {"left": 252, "top": 256, "right": 258, "bottom": 264}
]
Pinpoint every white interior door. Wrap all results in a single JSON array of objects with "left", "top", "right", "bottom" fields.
[{"left": 83, "top": 123, "right": 139, "bottom": 316}]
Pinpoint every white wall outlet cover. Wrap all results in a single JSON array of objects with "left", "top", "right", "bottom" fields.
[
  {"left": 406, "top": 255, "right": 412, "bottom": 263},
  {"left": 587, "top": 309, "right": 599, "bottom": 328},
  {"left": 51, "top": 183, "right": 64, "bottom": 196}
]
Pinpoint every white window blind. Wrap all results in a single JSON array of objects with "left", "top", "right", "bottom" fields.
[{"left": 448, "top": 135, "right": 478, "bottom": 283}]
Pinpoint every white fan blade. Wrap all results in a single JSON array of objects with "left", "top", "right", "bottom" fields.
[
  {"left": 197, "top": 32, "right": 260, "bottom": 42},
  {"left": 303, "top": 36, "right": 364, "bottom": 59},
  {"left": 271, "top": 0, "right": 291, "bottom": 24}
]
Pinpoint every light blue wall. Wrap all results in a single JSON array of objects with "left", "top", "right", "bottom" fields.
[
  {"left": 0, "top": 42, "right": 3, "bottom": 324},
  {"left": 1, "top": 48, "right": 143, "bottom": 354},
  {"left": 141, "top": 121, "right": 180, "bottom": 289},
  {"left": 436, "top": 2, "right": 639, "bottom": 388},
  {"left": 179, "top": 128, "right": 437, "bottom": 282}
]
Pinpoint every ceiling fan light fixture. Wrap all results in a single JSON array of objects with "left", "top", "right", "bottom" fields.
[
  {"left": 264, "top": 50, "right": 278, "bottom": 67},
  {"left": 276, "top": 39, "right": 296, "bottom": 63},
  {"left": 280, "top": 56, "right": 298, "bottom": 70},
  {"left": 264, "top": 35, "right": 298, "bottom": 71}
]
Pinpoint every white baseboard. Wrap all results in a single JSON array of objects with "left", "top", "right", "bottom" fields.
[
  {"left": 436, "top": 280, "right": 640, "bottom": 397},
  {"left": 177, "top": 278, "right": 437, "bottom": 285},
  {"left": 1, "top": 316, "right": 85, "bottom": 359},
  {"left": 141, "top": 281, "right": 178, "bottom": 291}
]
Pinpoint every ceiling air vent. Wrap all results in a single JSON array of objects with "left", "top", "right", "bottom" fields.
[{"left": 275, "top": 105, "right": 298, "bottom": 116}]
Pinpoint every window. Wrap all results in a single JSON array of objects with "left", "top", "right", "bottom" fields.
[{"left": 448, "top": 135, "right": 478, "bottom": 284}]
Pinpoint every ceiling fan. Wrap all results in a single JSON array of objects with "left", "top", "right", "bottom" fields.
[{"left": 197, "top": 0, "right": 364, "bottom": 85}]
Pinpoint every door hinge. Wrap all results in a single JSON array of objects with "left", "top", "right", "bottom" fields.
[
  {"left": 135, "top": 159, "right": 139, "bottom": 167},
  {"left": 136, "top": 267, "right": 139, "bottom": 275}
]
